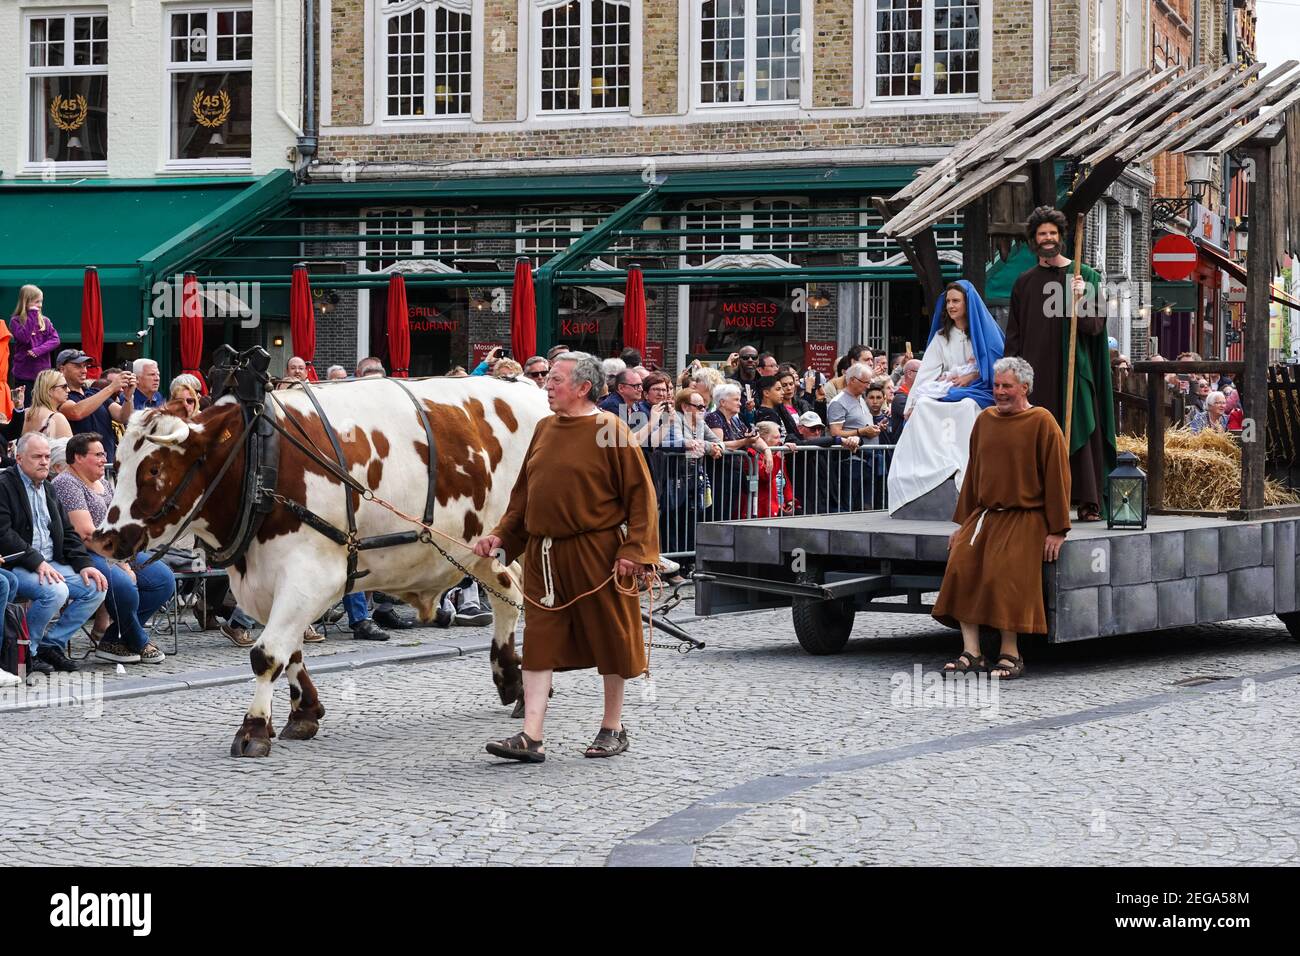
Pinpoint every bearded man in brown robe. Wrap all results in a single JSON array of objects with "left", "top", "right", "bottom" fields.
[
  {"left": 932, "top": 357, "right": 1071, "bottom": 680},
  {"left": 1005, "top": 205, "right": 1116, "bottom": 521},
  {"left": 474, "top": 351, "right": 659, "bottom": 763}
]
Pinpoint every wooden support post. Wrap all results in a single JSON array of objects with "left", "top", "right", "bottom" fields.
[
  {"left": 1031, "top": 159, "right": 1058, "bottom": 209},
  {"left": 876, "top": 196, "right": 945, "bottom": 315},
  {"left": 1241, "top": 139, "right": 1276, "bottom": 514},
  {"left": 961, "top": 195, "right": 990, "bottom": 296},
  {"left": 1146, "top": 370, "right": 1165, "bottom": 512}
]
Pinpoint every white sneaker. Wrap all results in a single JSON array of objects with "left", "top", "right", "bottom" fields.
[
  {"left": 0, "top": 668, "right": 21, "bottom": 687},
  {"left": 658, "top": 556, "right": 682, "bottom": 575}
]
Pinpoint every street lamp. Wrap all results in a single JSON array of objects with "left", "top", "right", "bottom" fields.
[{"left": 1152, "top": 151, "right": 1216, "bottom": 225}]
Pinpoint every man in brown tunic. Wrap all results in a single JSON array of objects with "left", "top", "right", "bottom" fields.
[
  {"left": 1005, "top": 206, "right": 1115, "bottom": 521},
  {"left": 474, "top": 351, "right": 659, "bottom": 762},
  {"left": 932, "top": 357, "right": 1071, "bottom": 680}
]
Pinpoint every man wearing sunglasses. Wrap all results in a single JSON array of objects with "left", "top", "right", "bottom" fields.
[
  {"left": 522, "top": 356, "right": 549, "bottom": 388},
  {"left": 56, "top": 349, "right": 135, "bottom": 472},
  {"left": 596, "top": 368, "right": 649, "bottom": 426}
]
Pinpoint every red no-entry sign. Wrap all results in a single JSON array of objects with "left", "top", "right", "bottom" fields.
[{"left": 1152, "top": 234, "right": 1199, "bottom": 281}]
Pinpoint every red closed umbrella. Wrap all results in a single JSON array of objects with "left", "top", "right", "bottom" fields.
[
  {"left": 290, "top": 263, "right": 319, "bottom": 381},
  {"left": 180, "top": 272, "right": 208, "bottom": 393},
  {"left": 510, "top": 257, "right": 536, "bottom": 360},
  {"left": 81, "top": 266, "right": 104, "bottom": 379},
  {"left": 623, "top": 263, "right": 647, "bottom": 356},
  {"left": 386, "top": 272, "right": 410, "bottom": 377}
]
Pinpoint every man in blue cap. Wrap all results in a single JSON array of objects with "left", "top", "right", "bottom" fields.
[{"left": 55, "top": 350, "right": 136, "bottom": 473}]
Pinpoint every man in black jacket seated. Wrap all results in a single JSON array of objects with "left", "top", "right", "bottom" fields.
[{"left": 0, "top": 433, "right": 107, "bottom": 674}]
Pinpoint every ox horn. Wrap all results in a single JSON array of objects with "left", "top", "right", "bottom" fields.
[{"left": 144, "top": 419, "right": 193, "bottom": 446}]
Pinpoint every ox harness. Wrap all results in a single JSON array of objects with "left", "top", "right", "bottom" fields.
[{"left": 149, "top": 346, "right": 440, "bottom": 597}]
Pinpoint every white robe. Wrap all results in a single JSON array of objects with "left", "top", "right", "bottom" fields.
[{"left": 889, "top": 327, "right": 982, "bottom": 515}]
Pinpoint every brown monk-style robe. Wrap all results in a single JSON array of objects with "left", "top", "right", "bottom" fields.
[
  {"left": 932, "top": 405, "right": 1071, "bottom": 634},
  {"left": 493, "top": 411, "right": 659, "bottom": 678},
  {"left": 1005, "top": 261, "right": 1107, "bottom": 509}
]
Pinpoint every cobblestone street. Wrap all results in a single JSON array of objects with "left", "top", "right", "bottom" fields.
[{"left": 4, "top": 598, "right": 1299, "bottom": 866}]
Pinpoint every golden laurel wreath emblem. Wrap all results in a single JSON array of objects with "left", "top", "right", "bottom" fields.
[
  {"left": 192, "top": 88, "right": 231, "bottom": 128},
  {"left": 49, "top": 94, "right": 88, "bottom": 132}
]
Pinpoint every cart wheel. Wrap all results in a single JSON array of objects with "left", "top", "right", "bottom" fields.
[
  {"left": 1279, "top": 612, "right": 1300, "bottom": 642},
  {"left": 792, "top": 596, "right": 855, "bottom": 655}
]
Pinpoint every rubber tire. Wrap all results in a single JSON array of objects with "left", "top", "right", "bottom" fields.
[
  {"left": 792, "top": 595, "right": 855, "bottom": 655},
  {"left": 1279, "top": 612, "right": 1300, "bottom": 642}
]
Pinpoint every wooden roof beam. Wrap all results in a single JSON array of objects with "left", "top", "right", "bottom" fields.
[
  {"left": 1197, "top": 84, "right": 1300, "bottom": 154},
  {"left": 1179, "top": 66, "right": 1300, "bottom": 152},
  {"left": 1019, "top": 68, "right": 1177, "bottom": 162},
  {"left": 1080, "top": 64, "right": 1233, "bottom": 165},
  {"left": 892, "top": 73, "right": 1086, "bottom": 203}
]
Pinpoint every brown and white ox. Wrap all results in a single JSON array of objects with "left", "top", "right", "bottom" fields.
[{"left": 92, "top": 376, "right": 550, "bottom": 757}]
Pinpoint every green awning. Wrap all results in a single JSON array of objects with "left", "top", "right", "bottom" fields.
[
  {"left": 291, "top": 165, "right": 924, "bottom": 206},
  {"left": 1151, "top": 280, "right": 1198, "bottom": 312},
  {"left": 0, "top": 176, "right": 262, "bottom": 341}
]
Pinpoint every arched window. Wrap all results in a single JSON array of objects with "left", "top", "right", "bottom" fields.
[
  {"left": 537, "top": 0, "right": 631, "bottom": 112},
  {"left": 381, "top": 0, "right": 473, "bottom": 118}
]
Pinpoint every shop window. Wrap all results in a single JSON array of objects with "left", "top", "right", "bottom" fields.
[
  {"left": 537, "top": 0, "right": 630, "bottom": 113},
  {"left": 26, "top": 13, "right": 109, "bottom": 165},
  {"left": 680, "top": 199, "right": 808, "bottom": 266},
  {"left": 167, "top": 7, "right": 253, "bottom": 162},
  {"left": 873, "top": 0, "right": 980, "bottom": 99},
  {"left": 363, "top": 207, "right": 471, "bottom": 270},
  {"left": 517, "top": 206, "right": 633, "bottom": 265},
  {"left": 700, "top": 0, "right": 801, "bottom": 105},
  {"left": 688, "top": 283, "right": 807, "bottom": 362},
  {"left": 382, "top": 0, "right": 473, "bottom": 118}
]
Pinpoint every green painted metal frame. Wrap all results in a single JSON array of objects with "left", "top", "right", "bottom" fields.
[{"left": 532, "top": 185, "right": 665, "bottom": 353}]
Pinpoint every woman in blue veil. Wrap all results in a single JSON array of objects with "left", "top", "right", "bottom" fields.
[
  {"left": 889, "top": 281, "right": 1004, "bottom": 514},
  {"left": 912, "top": 280, "right": 1004, "bottom": 410}
]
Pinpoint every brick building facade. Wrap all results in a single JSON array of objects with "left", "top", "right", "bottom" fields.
[{"left": 301, "top": 0, "right": 1153, "bottom": 374}]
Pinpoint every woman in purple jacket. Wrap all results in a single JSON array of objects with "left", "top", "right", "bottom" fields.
[{"left": 9, "top": 285, "right": 61, "bottom": 397}]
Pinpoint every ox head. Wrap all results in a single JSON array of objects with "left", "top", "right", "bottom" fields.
[{"left": 92, "top": 398, "right": 243, "bottom": 560}]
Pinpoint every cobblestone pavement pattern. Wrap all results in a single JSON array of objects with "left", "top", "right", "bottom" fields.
[{"left": 3, "top": 597, "right": 1299, "bottom": 865}]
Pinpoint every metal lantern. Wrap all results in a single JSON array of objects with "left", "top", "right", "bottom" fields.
[{"left": 1107, "top": 451, "right": 1148, "bottom": 530}]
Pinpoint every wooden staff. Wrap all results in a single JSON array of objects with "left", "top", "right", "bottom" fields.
[{"left": 1063, "top": 213, "right": 1086, "bottom": 450}]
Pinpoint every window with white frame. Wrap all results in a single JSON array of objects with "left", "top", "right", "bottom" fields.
[
  {"left": 1121, "top": 210, "right": 1134, "bottom": 278},
  {"left": 365, "top": 208, "right": 471, "bottom": 270},
  {"left": 518, "top": 207, "right": 634, "bottom": 264},
  {"left": 874, "top": 0, "right": 980, "bottom": 98},
  {"left": 699, "top": 0, "right": 802, "bottom": 105},
  {"left": 681, "top": 199, "right": 808, "bottom": 266},
  {"left": 537, "top": 0, "right": 630, "bottom": 113},
  {"left": 862, "top": 210, "right": 961, "bottom": 261},
  {"left": 1095, "top": 202, "right": 1108, "bottom": 273},
  {"left": 382, "top": 0, "right": 473, "bottom": 118},
  {"left": 25, "top": 12, "right": 108, "bottom": 164},
  {"left": 167, "top": 6, "right": 253, "bottom": 161}
]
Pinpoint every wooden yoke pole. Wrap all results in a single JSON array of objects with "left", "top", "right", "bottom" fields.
[{"left": 1063, "top": 213, "right": 1086, "bottom": 450}]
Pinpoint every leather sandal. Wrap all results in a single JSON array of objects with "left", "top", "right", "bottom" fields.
[
  {"left": 990, "top": 654, "right": 1026, "bottom": 680},
  {"left": 485, "top": 731, "right": 545, "bottom": 763},
  {"left": 942, "top": 650, "right": 986, "bottom": 675},
  {"left": 584, "top": 726, "right": 629, "bottom": 758}
]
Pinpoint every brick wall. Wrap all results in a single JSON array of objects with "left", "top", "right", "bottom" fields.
[
  {"left": 992, "top": 0, "right": 1035, "bottom": 101},
  {"left": 331, "top": 0, "right": 365, "bottom": 126},
  {"left": 812, "top": 0, "right": 854, "bottom": 108},
  {"left": 642, "top": 0, "right": 679, "bottom": 115},
  {"left": 1050, "top": 0, "right": 1081, "bottom": 81},
  {"left": 483, "top": 0, "right": 519, "bottom": 121},
  {"left": 318, "top": 111, "right": 998, "bottom": 165}
]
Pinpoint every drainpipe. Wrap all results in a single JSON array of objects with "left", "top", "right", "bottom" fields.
[
  {"left": 1192, "top": 0, "right": 1200, "bottom": 66},
  {"left": 297, "top": 0, "right": 318, "bottom": 172}
]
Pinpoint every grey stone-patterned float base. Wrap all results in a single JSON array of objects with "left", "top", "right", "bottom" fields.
[{"left": 696, "top": 512, "right": 1300, "bottom": 643}]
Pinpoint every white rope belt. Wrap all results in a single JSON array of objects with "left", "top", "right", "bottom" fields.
[
  {"left": 969, "top": 507, "right": 1008, "bottom": 545},
  {"left": 536, "top": 522, "right": 629, "bottom": 608},
  {"left": 539, "top": 536, "right": 557, "bottom": 607}
]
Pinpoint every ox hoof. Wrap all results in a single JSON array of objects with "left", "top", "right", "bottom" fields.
[
  {"left": 510, "top": 698, "right": 525, "bottom": 718},
  {"left": 230, "top": 734, "right": 273, "bottom": 758},
  {"left": 279, "top": 719, "right": 320, "bottom": 741}
]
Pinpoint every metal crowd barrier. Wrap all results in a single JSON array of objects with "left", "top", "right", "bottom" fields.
[{"left": 650, "top": 444, "right": 896, "bottom": 560}]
